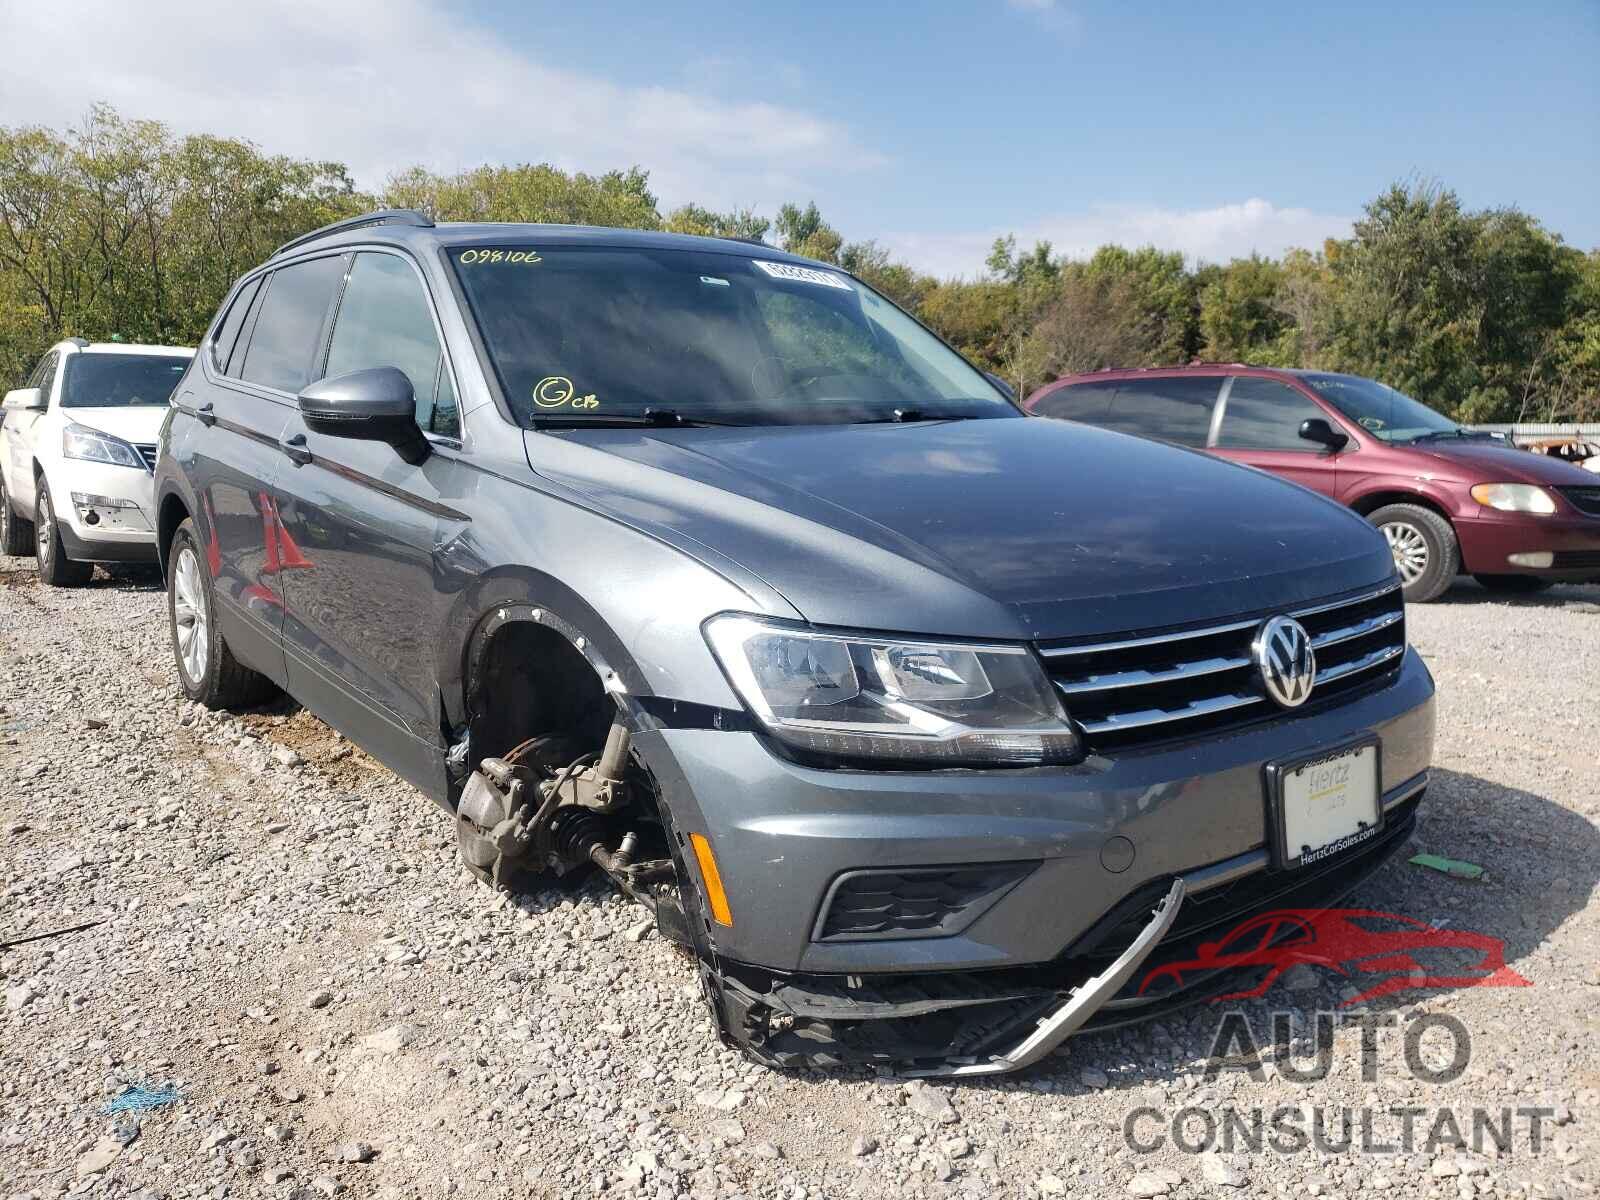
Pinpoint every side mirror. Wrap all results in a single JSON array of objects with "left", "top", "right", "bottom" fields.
[
  {"left": 984, "top": 371, "right": 1016, "bottom": 401},
  {"left": 1299, "top": 417, "right": 1349, "bottom": 452},
  {"left": 2, "top": 387, "right": 45, "bottom": 413},
  {"left": 297, "top": 368, "right": 428, "bottom": 464}
]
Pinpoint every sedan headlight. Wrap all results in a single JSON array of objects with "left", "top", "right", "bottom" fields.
[
  {"left": 62, "top": 422, "right": 145, "bottom": 469},
  {"left": 704, "top": 614, "right": 1080, "bottom": 766},
  {"left": 1470, "top": 483, "right": 1556, "bottom": 515}
]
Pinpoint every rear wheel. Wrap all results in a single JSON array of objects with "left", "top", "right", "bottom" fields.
[
  {"left": 1369, "top": 503, "right": 1458, "bottom": 603},
  {"left": 0, "top": 475, "right": 33, "bottom": 556},
  {"left": 34, "top": 480, "right": 93, "bottom": 587},
  {"left": 1473, "top": 574, "right": 1554, "bottom": 594},
  {"left": 167, "top": 518, "right": 278, "bottom": 707}
]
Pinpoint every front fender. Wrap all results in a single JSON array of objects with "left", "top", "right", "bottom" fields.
[{"left": 432, "top": 502, "right": 793, "bottom": 734}]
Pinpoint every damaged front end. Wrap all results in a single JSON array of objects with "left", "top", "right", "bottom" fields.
[
  {"left": 698, "top": 879, "right": 1184, "bottom": 1077},
  {"left": 455, "top": 719, "right": 694, "bottom": 943}
]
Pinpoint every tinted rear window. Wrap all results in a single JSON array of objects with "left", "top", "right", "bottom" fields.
[
  {"left": 239, "top": 255, "right": 346, "bottom": 393},
  {"left": 1103, "top": 376, "right": 1221, "bottom": 447},
  {"left": 1032, "top": 383, "right": 1117, "bottom": 422},
  {"left": 61, "top": 353, "right": 190, "bottom": 408}
]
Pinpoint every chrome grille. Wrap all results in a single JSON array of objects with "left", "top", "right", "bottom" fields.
[
  {"left": 133, "top": 443, "right": 158, "bottom": 473},
  {"left": 1040, "top": 583, "right": 1406, "bottom": 752}
]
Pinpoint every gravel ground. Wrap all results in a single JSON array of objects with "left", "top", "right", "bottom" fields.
[{"left": 1, "top": 559, "right": 1596, "bottom": 1200}]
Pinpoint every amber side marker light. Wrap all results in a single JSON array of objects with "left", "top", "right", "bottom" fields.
[{"left": 689, "top": 833, "right": 734, "bottom": 926}]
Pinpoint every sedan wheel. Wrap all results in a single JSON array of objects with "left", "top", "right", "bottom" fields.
[
  {"left": 36, "top": 491, "right": 53, "bottom": 565},
  {"left": 1380, "top": 520, "right": 1430, "bottom": 585},
  {"left": 0, "top": 476, "right": 33, "bottom": 556},
  {"left": 33, "top": 480, "right": 92, "bottom": 586},
  {"left": 172, "top": 545, "right": 210, "bottom": 684}
]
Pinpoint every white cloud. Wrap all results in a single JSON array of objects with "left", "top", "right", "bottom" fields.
[
  {"left": 880, "top": 198, "right": 1356, "bottom": 278},
  {"left": 0, "top": 0, "right": 879, "bottom": 211},
  {"left": 1003, "top": 0, "right": 1079, "bottom": 37}
]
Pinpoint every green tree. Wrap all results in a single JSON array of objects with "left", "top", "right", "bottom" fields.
[
  {"left": 384, "top": 163, "right": 659, "bottom": 228},
  {"left": 0, "top": 104, "right": 364, "bottom": 379},
  {"left": 662, "top": 202, "right": 769, "bottom": 242},
  {"left": 1198, "top": 254, "right": 1290, "bottom": 364},
  {"left": 1321, "top": 182, "right": 1581, "bottom": 421},
  {"left": 773, "top": 201, "right": 843, "bottom": 263}
]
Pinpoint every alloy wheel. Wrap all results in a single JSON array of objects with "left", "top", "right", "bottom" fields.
[
  {"left": 1381, "top": 520, "right": 1429, "bottom": 584},
  {"left": 172, "top": 546, "right": 210, "bottom": 683},
  {"left": 36, "top": 491, "right": 52, "bottom": 566}
]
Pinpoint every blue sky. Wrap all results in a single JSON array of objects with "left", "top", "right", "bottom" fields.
[{"left": 5, "top": 0, "right": 1596, "bottom": 275}]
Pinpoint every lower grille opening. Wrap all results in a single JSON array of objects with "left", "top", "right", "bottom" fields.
[{"left": 813, "top": 862, "right": 1036, "bottom": 942}]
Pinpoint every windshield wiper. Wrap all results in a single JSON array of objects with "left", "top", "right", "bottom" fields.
[
  {"left": 854, "top": 407, "right": 990, "bottom": 424},
  {"left": 531, "top": 408, "right": 742, "bottom": 429},
  {"left": 1407, "top": 429, "right": 1495, "bottom": 443}
]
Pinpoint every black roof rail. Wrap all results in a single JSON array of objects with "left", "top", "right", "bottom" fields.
[{"left": 272, "top": 209, "right": 434, "bottom": 259}]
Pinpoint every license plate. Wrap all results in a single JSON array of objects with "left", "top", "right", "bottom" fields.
[{"left": 1267, "top": 738, "right": 1382, "bottom": 869}]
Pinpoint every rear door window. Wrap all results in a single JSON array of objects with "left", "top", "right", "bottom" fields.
[
  {"left": 1103, "top": 376, "right": 1222, "bottom": 447},
  {"left": 1032, "top": 383, "right": 1118, "bottom": 423},
  {"left": 239, "top": 255, "right": 346, "bottom": 394},
  {"left": 1215, "top": 377, "right": 1333, "bottom": 450},
  {"left": 211, "top": 276, "right": 263, "bottom": 376},
  {"left": 323, "top": 252, "right": 457, "bottom": 435}
]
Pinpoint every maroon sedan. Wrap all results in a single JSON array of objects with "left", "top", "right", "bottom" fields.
[{"left": 1027, "top": 366, "right": 1600, "bottom": 601}]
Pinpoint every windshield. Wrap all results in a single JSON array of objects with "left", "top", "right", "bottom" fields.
[
  {"left": 448, "top": 246, "right": 1015, "bottom": 426},
  {"left": 1304, "top": 374, "right": 1459, "bottom": 443},
  {"left": 62, "top": 353, "right": 190, "bottom": 408}
]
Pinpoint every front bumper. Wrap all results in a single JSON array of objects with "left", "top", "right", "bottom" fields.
[
  {"left": 700, "top": 778, "right": 1423, "bottom": 1074},
  {"left": 50, "top": 462, "right": 157, "bottom": 563},
  {"left": 1455, "top": 511, "right": 1600, "bottom": 580},
  {"left": 636, "top": 647, "right": 1435, "bottom": 1073}
]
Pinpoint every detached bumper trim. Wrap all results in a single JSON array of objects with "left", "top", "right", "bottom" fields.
[{"left": 906, "top": 877, "right": 1186, "bottom": 1078}]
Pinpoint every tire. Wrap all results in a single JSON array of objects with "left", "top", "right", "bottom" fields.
[
  {"left": 1368, "top": 503, "right": 1459, "bottom": 603},
  {"left": 166, "top": 518, "right": 278, "bottom": 708},
  {"left": 0, "top": 474, "right": 33, "bottom": 556},
  {"left": 1473, "top": 574, "right": 1554, "bottom": 595},
  {"left": 34, "top": 479, "right": 93, "bottom": 587}
]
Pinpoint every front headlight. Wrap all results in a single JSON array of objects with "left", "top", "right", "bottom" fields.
[
  {"left": 704, "top": 614, "right": 1080, "bottom": 766},
  {"left": 62, "top": 422, "right": 145, "bottom": 469},
  {"left": 1470, "top": 482, "right": 1556, "bottom": 515}
]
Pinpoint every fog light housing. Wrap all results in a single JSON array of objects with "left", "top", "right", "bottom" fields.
[
  {"left": 1507, "top": 551, "right": 1554, "bottom": 568},
  {"left": 71, "top": 492, "right": 139, "bottom": 513}
]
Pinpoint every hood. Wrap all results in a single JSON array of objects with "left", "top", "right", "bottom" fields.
[
  {"left": 525, "top": 417, "right": 1395, "bottom": 641},
  {"left": 1407, "top": 438, "right": 1600, "bottom": 487},
  {"left": 63, "top": 406, "right": 169, "bottom": 445}
]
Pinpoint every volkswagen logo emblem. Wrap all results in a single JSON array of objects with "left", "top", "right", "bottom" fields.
[{"left": 1253, "top": 616, "right": 1317, "bottom": 708}]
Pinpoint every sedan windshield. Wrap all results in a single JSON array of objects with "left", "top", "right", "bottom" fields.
[
  {"left": 1304, "top": 373, "right": 1461, "bottom": 443},
  {"left": 448, "top": 245, "right": 1016, "bottom": 426},
  {"left": 62, "top": 353, "right": 190, "bottom": 408}
]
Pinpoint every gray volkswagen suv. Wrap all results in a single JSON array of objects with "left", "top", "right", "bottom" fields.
[{"left": 154, "top": 211, "right": 1435, "bottom": 1076}]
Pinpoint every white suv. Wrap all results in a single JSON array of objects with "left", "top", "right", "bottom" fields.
[{"left": 1, "top": 339, "right": 194, "bottom": 585}]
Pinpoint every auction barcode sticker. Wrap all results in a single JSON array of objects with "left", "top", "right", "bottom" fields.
[{"left": 752, "top": 261, "right": 854, "bottom": 290}]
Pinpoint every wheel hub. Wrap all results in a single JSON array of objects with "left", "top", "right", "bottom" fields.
[
  {"left": 172, "top": 546, "right": 210, "bottom": 682},
  {"left": 1381, "top": 521, "right": 1429, "bottom": 584}
]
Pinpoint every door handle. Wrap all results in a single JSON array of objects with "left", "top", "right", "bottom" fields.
[
  {"left": 279, "top": 433, "right": 313, "bottom": 466},
  {"left": 196, "top": 401, "right": 216, "bottom": 426}
]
